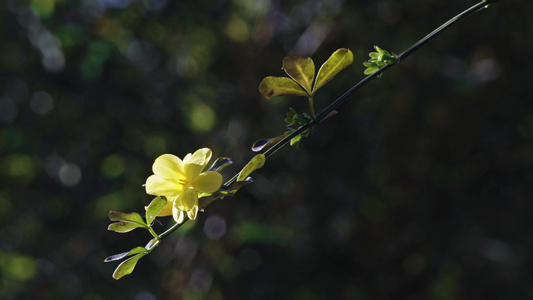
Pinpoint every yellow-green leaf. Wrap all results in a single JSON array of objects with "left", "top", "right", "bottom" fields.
[
  {"left": 282, "top": 56, "right": 315, "bottom": 94},
  {"left": 237, "top": 154, "right": 266, "bottom": 182},
  {"left": 108, "top": 211, "right": 147, "bottom": 227},
  {"left": 108, "top": 222, "right": 146, "bottom": 233},
  {"left": 259, "top": 76, "right": 308, "bottom": 100},
  {"left": 364, "top": 67, "right": 379, "bottom": 75},
  {"left": 145, "top": 196, "right": 167, "bottom": 225},
  {"left": 112, "top": 253, "right": 147, "bottom": 280},
  {"left": 313, "top": 48, "right": 353, "bottom": 93}
]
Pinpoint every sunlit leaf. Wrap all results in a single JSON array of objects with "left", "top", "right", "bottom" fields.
[
  {"left": 251, "top": 135, "right": 287, "bottom": 152},
  {"left": 108, "top": 222, "right": 146, "bottom": 233},
  {"left": 369, "top": 52, "right": 380, "bottom": 59},
  {"left": 313, "top": 48, "right": 353, "bottom": 93},
  {"left": 285, "top": 107, "right": 312, "bottom": 128},
  {"left": 282, "top": 56, "right": 315, "bottom": 94},
  {"left": 364, "top": 67, "right": 379, "bottom": 75},
  {"left": 237, "top": 154, "right": 265, "bottom": 182},
  {"left": 259, "top": 76, "right": 308, "bottom": 100},
  {"left": 112, "top": 253, "right": 147, "bottom": 280},
  {"left": 104, "top": 246, "right": 147, "bottom": 262},
  {"left": 364, "top": 46, "right": 397, "bottom": 76},
  {"left": 208, "top": 157, "right": 233, "bottom": 172},
  {"left": 108, "top": 211, "right": 148, "bottom": 228},
  {"left": 145, "top": 196, "right": 167, "bottom": 225},
  {"left": 290, "top": 134, "right": 303, "bottom": 146}
]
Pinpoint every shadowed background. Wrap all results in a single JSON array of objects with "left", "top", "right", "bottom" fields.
[{"left": 1, "top": 0, "right": 531, "bottom": 299}]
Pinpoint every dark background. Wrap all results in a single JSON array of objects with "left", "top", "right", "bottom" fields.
[{"left": 1, "top": 0, "right": 531, "bottom": 299}]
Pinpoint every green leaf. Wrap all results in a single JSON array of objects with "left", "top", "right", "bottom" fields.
[
  {"left": 104, "top": 246, "right": 147, "bottom": 262},
  {"left": 145, "top": 196, "right": 167, "bottom": 225},
  {"left": 251, "top": 135, "right": 287, "bottom": 152},
  {"left": 364, "top": 67, "right": 379, "bottom": 75},
  {"left": 108, "top": 211, "right": 148, "bottom": 228},
  {"left": 285, "top": 108, "right": 312, "bottom": 129},
  {"left": 112, "top": 253, "right": 147, "bottom": 280},
  {"left": 208, "top": 157, "right": 233, "bottom": 172},
  {"left": 282, "top": 56, "right": 315, "bottom": 94},
  {"left": 237, "top": 154, "right": 266, "bottom": 182},
  {"left": 108, "top": 222, "right": 146, "bottom": 233},
  {"left": 290, "top": 134, "right": 303, "bottom": 146},
  {"left": 313, "top": 48, "right": 353, "bottom": 93},
  {"left": 258, "top": 76, "right": 308, "bottom": 100}
]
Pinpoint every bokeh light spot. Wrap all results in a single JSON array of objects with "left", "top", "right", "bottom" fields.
[
  {"left": 144, "top": 135, "right": 168, "bottom": 158},
  {"left": 1, "top": 252, "right": 38, "bottom": 281},
  {"left": 232, "top": 0, "right": 270, "bottom": 18},
  {"left": 188, "top": 104, "right": 216, "bottom": 133},
  {"left": 204, "top": 215, "right": 227, "bottom": 240},
  {"left": 29, "top": 91, "right": 54, "bottom": 115},
  {"left": 189, "top": 268, "right": 213, "bottom": 293},
  {"left": 94, "top": 192, "right": 125, "bottom": 217},
  {"left": 134, "top": 291, "right": 157, "bottom": 300},
  {"left": 225, "top": 16, "right": 250, "bottom": 43},
  {"left": 2, "top": 154, "right": 36, "bottom": 184},
  {"left": 30, "top": 0, "right": 55, "bottom": 18},
  {"left": 58, "top": 163, "right": 82, "bottom": 187},
  {"left": 101, "top": 154, "right": 126, "bottom": 179}
]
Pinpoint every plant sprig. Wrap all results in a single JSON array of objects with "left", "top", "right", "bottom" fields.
[{"left": 105, "top": 0, "right": 494, "bottom": 279}]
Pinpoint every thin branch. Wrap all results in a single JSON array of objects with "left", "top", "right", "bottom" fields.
[{"left": 223, "top": 1, "right": 489, "bottom": 189}]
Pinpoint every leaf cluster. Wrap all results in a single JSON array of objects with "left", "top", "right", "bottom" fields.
[
  {"left": 258, "top": 48, "right": 354, "bottom": 101},
  {"left": 253, "top": 48, "right": 353, "bottom": 152},
  {"left": 105, "top": 196, "right": 167, "bottom": 279},
  {"left": 363, "top": 46, "right": 398, "bottom": 75}
]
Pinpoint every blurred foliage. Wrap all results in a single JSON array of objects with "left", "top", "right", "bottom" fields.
[{"left": 0, "top": 0, "right": 532, "bottom": 299}]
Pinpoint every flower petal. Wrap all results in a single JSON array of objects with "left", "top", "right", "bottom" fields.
[
  {"left": 187, "top": 205, "right": 199, "bottom": 220},
  {"left": 184, "top": 148, "right": 212, "bottom": 166},
  {"left": 172, "top": 205, "right": 185, "bottom": 224},
  {"left": 184, "top": 163, "right": 204, "bottom": 182},
  {"left": 153, "top": 154, "right": 185, "bottom": 180},
  {"left": 183, "top": 148, "right": 212, "bottom": 180},
  {"left": 176, "top": 187, "right": 198, "bottom": 211},
  {"left": 145, "top": 175, "right": 181, "bottom": 198},
  {"left": 192, "top": 171, "right": 223, "bottom": 193}
]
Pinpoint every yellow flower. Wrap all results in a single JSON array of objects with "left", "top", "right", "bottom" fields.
[{"left": 145, "top": 148, "right": 223, "bottom": 223}]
